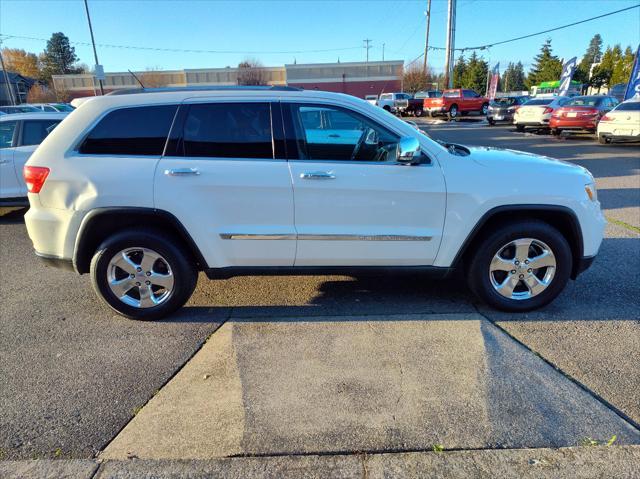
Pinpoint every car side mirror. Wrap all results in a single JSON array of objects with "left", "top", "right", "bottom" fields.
[{"left": 396, "top": 136, "right": 421, "bottom": 165}]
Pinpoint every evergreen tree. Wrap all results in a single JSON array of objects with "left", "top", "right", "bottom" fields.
[
  {"left": 611, "top": 45, "right": 634, "bottom": 85},
  {"left": 501, "top": 61, "right": 526, "bottom": 91},
  {"left": 463, "top": 52, "right": 489, "bottom": 94},
  {"left": 575, "top": 34, "right": 604, "bottom": 87},
  {"left": 40, "top": 32, "right": 80, "bottom": 83},
  {"left": 527, "top": 39, "right": 563, "bottom": 87},
  {"left": 452, "top": 55, "right": 467, "bottom": 88},
  {"left": 592, "top": 44, "right": 622, "bottom": 88}
]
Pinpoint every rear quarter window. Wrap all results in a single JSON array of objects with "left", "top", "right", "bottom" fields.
[{"left": 79, "top": 105, "right": 177, "bottom": 155}]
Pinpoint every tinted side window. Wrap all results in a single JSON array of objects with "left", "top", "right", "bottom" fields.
[
  {"left": 80, "top": 105, "right": 177, "bottom": 155},
  {"left": 22, "top": 120, "right": 61, "bottom": 146},
  {"left": 182, "top": 103, "right": 273, "bottom": 159},
  {"left": 0, "top": 121, "right": 17, "bottom": 149}
]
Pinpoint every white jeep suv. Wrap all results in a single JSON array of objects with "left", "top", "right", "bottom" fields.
[{"left": 24, "top": 86, "right": 605, "bottom": 320}]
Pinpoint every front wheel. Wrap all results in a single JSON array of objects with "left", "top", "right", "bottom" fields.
[
  {"left": 551, "top": 128, "right": 560, "bottom": 136},
  {"left": 467, "top": 220, "right": 572, "bottom": 312},
  {"left": 515, "top": 124, "right": 525, "bottom": 132},
  {"left": 414, "top": 108, "right": 424, "bottom": 117},
  {"left": 90, "top": 229, "right": 197, "bottom": 320},
  {"left": 448, "top": 104, "right": 459, "bottom": 120},
  {"left": 598, "top": 135, "right": 610, "bottom": 144}
]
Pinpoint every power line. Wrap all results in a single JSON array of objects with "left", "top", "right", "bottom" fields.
[{"left": 0, "top": 34, "right": 363, "bottom": 55}]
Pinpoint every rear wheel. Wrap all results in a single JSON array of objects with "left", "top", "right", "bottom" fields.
[
  {"left": 90, "top": 229, "right": 197, "bottom": 320},
  {"left": 415, "top": 108, "right": 424, "bottom": 117},
  {"left": 515, "top": 124, "right": 525, "bottom": 132},
  {"left": 448, "top": 104, "right": 459, "bottom": 120},
  {"left": 467, "top": 221, "right": 572, "bottom": 312},
  {"left": 487, "top": 118, "right": 495, "bottom": 126},
  {"left": 551, "top": 128, "right": 560, "bottom": 136},
  {"left": 598, "top": 134, "right": 610, "bottom": 144}
]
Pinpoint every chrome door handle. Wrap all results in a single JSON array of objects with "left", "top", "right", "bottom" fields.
[
  {"left": 300, "top": 171, "right": 336, "bottom": 180},
  {"left": 164, "top": 167, "right": 200, "bottom": 176}
]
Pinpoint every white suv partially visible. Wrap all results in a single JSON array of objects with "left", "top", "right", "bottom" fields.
[
  {"left": 1, "top": 112, "right": 67, "bottom": 205},
  {"left": 24, "top": 86, "right": 605, "bottom": 320}
]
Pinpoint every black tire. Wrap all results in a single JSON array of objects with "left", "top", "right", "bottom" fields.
[
  {"left": 448, "top": 104, "right": 458, "bottom": 120},
  {"left": 415, "top": 108, "right": 424, "bottom": 117},
  {"left": 515, "top": 124, "right": 525, "bottom": 132},
  {"left": 467, "top": 220, "right": 572, "bottom": 312},
  {"left": 551, "top": 128, "right": 560, "bottom": 136},
  {"left": 383, "top": 105, "right": 391, "bottom": 112},
  {"left": 487, "top": 118, "right": 495, "bottom": 126},
  {"left": 90, "top": 229, "right": 198, "bottom": 320},
  {"left": 598, "top": 135, "right": 610, "bottom": 144}
]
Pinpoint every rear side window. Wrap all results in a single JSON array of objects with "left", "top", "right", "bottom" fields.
[
  {"left": 181, "top": 103, "right": 273, "bottom": 159},
  {"left": 0, "top": 121, "right": 17, "bottom": 148},
  {"left": 80, "top": 105, "right": 177, "bottom": 155},
  {"left": 21, "top": 120, "right": 61, "bottom": 146}
]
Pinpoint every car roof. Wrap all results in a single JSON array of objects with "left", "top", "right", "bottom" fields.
[{"left": 0, "top": 112, "right": 69, "bottom": 121}]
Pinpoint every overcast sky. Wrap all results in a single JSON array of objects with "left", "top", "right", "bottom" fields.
[{"left": 1, "top": 0, "right": 639, "bottom": 73}]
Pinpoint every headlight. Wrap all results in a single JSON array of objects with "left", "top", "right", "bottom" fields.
[{"left": 585, "top": 183, "right": 597, "bottom": 202}]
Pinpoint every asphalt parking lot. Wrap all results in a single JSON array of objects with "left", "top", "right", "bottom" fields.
[{"left": 0, "top": 122, "right": 638, "bottom": 465}]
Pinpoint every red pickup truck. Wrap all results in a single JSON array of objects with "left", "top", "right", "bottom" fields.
[{"left": 423, "top": 88, "right": 489, "bottom": 119}]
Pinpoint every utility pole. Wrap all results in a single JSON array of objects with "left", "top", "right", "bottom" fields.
[
  {"left": 443, "top": 0, "right": 456, "bottom": 88},
  {"left": 382, "top": 43, "right": 385, "bottom": 61},
  {"left": 363, "top": 39, "right": 372, "bottom": 63},
  {"left": 83, "top": 0, "right": 104, "bottom": 95},
  {"left": 423, "top": 0, "right": 432, "bottom": 74}
]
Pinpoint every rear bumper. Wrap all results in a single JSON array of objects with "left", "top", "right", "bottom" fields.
[
  {"left": 487, "top": 112, "right": 514, "bottom": 122},
  {"left": 549, "top": 118, "right": 597, "bottom": 130},
  {"left": 598, "top": 132, "right": 640, "bottom": 142}
]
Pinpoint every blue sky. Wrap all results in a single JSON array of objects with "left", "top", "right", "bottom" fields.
[{"left": 1, "top": 0, "right": 639, "bottom": 74}]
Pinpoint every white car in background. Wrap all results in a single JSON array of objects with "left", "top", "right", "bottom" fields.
[
  {"left": 0, "top": 112, "right": 67, "bottom": 205},
  {"left": 597, "top": 98, "right": 640, "bottom": 144},
  {"left": 377, "top": 92, "right": 411, "bottom": 114},
  {"left": 365, "top": 95, "right": 378, "bottom": 106},
  {"left": 513, "top": 96, "right": 570, "bottom": 131},
  {"left": 30, "top": 103, "right": 75, "bottom": 113}
]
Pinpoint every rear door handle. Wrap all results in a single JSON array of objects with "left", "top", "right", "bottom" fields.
[
  {"left": 164, "top": 167, "right": 200, "bottom": 176},
  {"left": 300, "top": 171, "right": 336, "bottom": 180}
]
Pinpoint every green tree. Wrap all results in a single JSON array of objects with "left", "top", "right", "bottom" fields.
[
  {"left": 575, "top": 34, "right": 604, "bottom": 87},
  {"left": 611, "top": 46, "right": 635, "bottom": 85},
  {"left": 501, "top": 61, "right": 526, "bottom": 91},
  {"left": 462, "top": 52, "right": 489, "bottom": 94},
  {"left": 527, "top": 39, "right": 563, "bottom": 87},
  {"left": 592, "top": 44, "right": 622, "bottom": 89},
  {"left": 452, "top": 55, "right": 467, "bottom": 88},
  {"left": 40, "top": 32, "right": 80, "bottom": 83}
]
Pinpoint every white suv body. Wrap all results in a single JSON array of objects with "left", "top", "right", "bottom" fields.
[
  {"left": 377, "top": 92, "right": 411, "bottom": 114},
  {"left": 24, "top": 87, "right": 605, "bottom": 320},
  {"left": 0, "top": 112, "right": 67, "bottom": 205}
]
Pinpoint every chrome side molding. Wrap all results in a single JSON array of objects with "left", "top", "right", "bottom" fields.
[{"left": 220, "top": 233, "right": 431, "bottom": 241}]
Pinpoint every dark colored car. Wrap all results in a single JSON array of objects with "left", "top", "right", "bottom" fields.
[
  {"left": 486, "top": 96, "right": 529, "bottom": 125},
  {"left": 549, "top": 95, "right": 619, "bottom": 135}
]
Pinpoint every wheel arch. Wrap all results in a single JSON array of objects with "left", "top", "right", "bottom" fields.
[
  {"left": 452, "top": 205, "right": 584, "bottom": 279},
  {"left": 73, "top": 207, "right": 207, "bottom": 274}
]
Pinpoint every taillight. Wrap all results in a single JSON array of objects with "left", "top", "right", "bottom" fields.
[
  {"left": 23, "top": 166, "right": 50, "bottom": 193},
  {"left": 543, "top": 107, "right": 554, "bottom": 114},
  {"left": 600, "top": 115, "right": 612, "bottom": 122}
]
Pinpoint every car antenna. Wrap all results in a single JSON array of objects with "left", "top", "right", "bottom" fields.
[{"left": 128, "top": 70, "right": 145, "bottom": 89}]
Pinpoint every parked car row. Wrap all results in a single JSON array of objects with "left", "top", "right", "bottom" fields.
[{"left": 511, "top": 95, "right": 639, "bottom": 144}]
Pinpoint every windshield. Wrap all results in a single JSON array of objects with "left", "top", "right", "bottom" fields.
[
  {"left": 492, "top": 98, "right": 517, "bottom": 106},
  {"left": 615, "top": 102, "right": 640, "bottom": 111},
  {"left": 523, "top": 98, "right": 553, "bottom": 106},
  {"left": 53, "top": 104, "right": 74, "bottom": 112},
  {"left": 566, "top": 97, "right": 600, "bottom": 107}
]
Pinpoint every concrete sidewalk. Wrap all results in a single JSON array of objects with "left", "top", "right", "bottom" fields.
[
  {"left": 101, "top": 313, "right": 639, "bottom": 460},
  {"left": 3, "top": 446, "right": 640, "bottom": 478}
]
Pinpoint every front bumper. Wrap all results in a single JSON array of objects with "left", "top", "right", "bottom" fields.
[{"left": 35, "top": 251, "right": 75, "bottom": 271}]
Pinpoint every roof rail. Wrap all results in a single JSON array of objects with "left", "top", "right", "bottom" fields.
[{"left": 106, "top": 85, "right": 302, "bottom": 96}]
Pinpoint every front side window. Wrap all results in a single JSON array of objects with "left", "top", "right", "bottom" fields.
[
  {"left": 290, "top": 104, "right": 400, "bottom": 162},
  {"left": 615, "top": 101, "right": 640, "bottom": 111},
  {"left": 22, "top": 120, "right": 61, "bottom": 146},
  {"left": 80, "top": 105, "right": 177, "bottom": 155},
  {"left": 181, "top": 103, "right": 273, "bottom": 159},
  {"left": 463, "top": 90, "right": 478, "bottom": 98},
  {"left": 0, "top": 121, "right": 17, "bottom": 149}
]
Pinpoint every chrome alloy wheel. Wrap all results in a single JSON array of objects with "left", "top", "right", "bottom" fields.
[
  {"left": 106, "top": 247, "right": 174, "bottom": 308},
  {"left": 489, "top": 238, "right": 556, "bottom": 300}
]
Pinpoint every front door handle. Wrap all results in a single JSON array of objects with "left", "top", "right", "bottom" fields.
[
  {"left": 300, "top": 171, "right": 336, "bottom": 180},
  {"left": 164, "top": 167, "right": 200, "bottom": 177}
]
